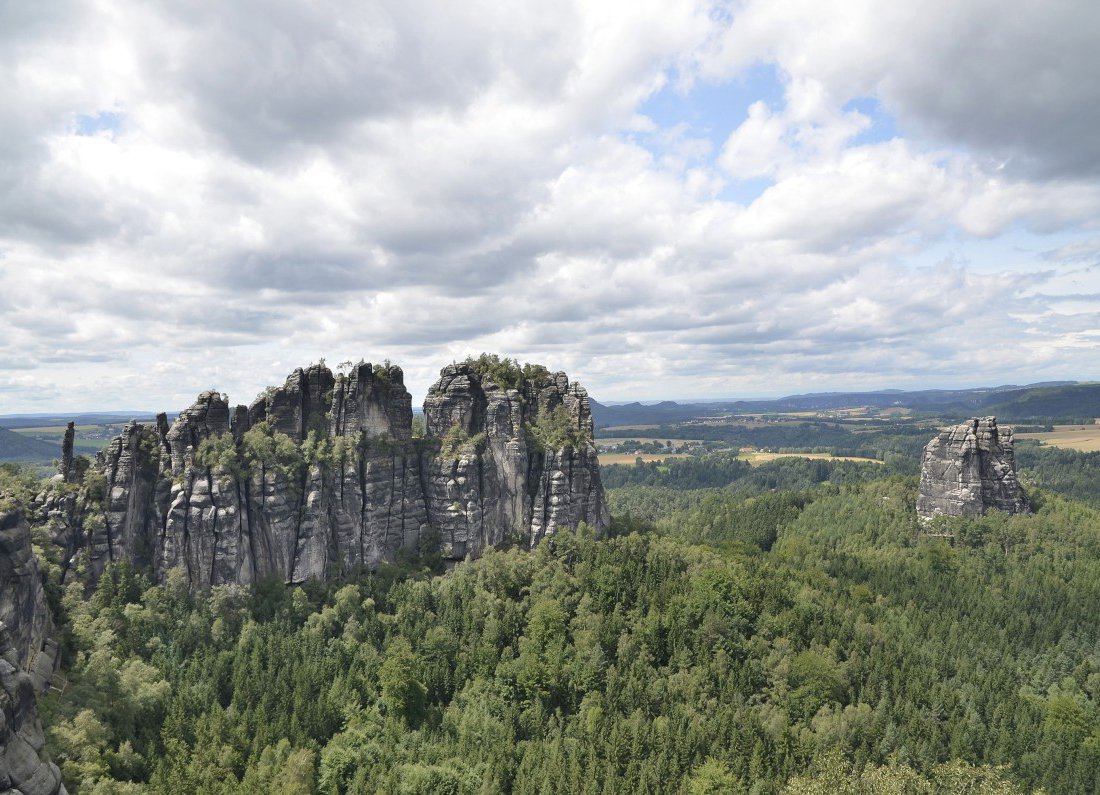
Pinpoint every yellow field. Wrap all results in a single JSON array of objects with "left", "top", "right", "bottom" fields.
[
  {"left": 596, "top": 437, "right": 702, "bottom": 447},
  {"left": 598, "top": 453, "right": 692, "bottom": 465},
  {"left": 11, "top": 424, "right": 99, "bottom": 434},
  {"left": 1016, "top": 425, "right": 1100, "bottom": 452},
  {"left": 738, "top": 452, "right": 883, "bottom": 467}
]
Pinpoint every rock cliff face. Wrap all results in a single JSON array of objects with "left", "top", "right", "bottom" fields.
[
  {"left": 0, "top": 510, "right": 66, "bottom": 795},
  {"left": 43, "top": 358, "right": 608, "bottom": 588},
  {"left": 916, "top": 416, "right": 1031, "bottom": 520},
  {"left": 424, "top": 364, "right": 607, "bottom": 559},
  {"left": 0, "top": 511, "right": 54, "bottom": 678}
]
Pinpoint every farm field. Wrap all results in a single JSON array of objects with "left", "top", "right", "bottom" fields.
[
  {"left": 11, "top": 424, "right": 99, "bottom": 434},
  {"left": 597, "top": 452, "right": 692, "bottom": 465},
  {"left": 737, "top": 451, "right": 883, "bottom": 466},
  {"left": 1016, "top": 424, "right": 1100, "bottom": 451},
  {"left": 10, "top": 424, "right": 111, "bottom": 454}
]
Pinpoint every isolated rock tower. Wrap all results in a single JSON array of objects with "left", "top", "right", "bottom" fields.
[{"left": 916, "top": 416, "right": 1030, "bottom": 520}]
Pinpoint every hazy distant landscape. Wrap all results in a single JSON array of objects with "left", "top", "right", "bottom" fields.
[{"left": 6, "top": 380, "right": 1096, "bottom": 469}]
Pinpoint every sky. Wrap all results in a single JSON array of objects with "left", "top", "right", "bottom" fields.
[{"left": 2, "top": 0, "right": 1100, "bottom": 412}]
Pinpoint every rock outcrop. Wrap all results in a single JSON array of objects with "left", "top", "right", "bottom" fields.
[
  {"left": 0, "top": 511, "right": 59, "bottom": 688},
  {"left": 425, "top": 364, "right": 607, "bottom": 559},
  {"left": 42, "top": 358, "right": 608, "bottom": 588},
  {"left": 56, "top": 423, "right": 86, "bottom": 487},
  {"left": 0, "top": 510, "right": 66, "bottom": 795},
  {"left": 59, "top": 424, "right": 74, "bottom": 484},
  {"left": 916, "top": 416, "right": 1031, "bottom": 520}
]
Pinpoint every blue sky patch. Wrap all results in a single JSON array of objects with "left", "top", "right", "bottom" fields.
[
  {"left": 842, "top": 97, "right": 899, "bottom": 146},
  {"left": 639, "top": 62, "right": 786, "bottom": 153},
  {"left": 74, "top": 110, "right": 123, "bottom": 137},
  {"left": 718, "top": 176, "right": 774, "bottom": 206}
]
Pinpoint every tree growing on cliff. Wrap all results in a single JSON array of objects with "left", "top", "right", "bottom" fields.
[
  {"left": 0, "top": 462, "right": 37, "bottom": 512},
  {"left": 526, "top": 405, "right": 587, "bottom": 451},
  {"left": 194, "top": 432, "right": 246, "bottom": 479},
  {"left": 241, "top": 422, "right": 304, "bottom": 482},
  {"left": 464, "top": 353, "right": 551, "bottom": 391}
]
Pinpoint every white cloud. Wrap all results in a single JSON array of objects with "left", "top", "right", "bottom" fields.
[
  {"left": 719, "top": 78, "right": 870, "bottom": 180},
  {"left": 1, "top": 0, "right": 1100, "bottom": 412},
  {"left": 701, "top": 0, "right": 1100, "bottom": 178}
]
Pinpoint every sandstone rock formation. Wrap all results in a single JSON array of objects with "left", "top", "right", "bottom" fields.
[
  {"left": 0, "top": 510, "right": 66, "bottom": 795},
  {"left": 916, "top": 416, "right": 1031, "bottom": 520},
  {"left": 425, "top": 363, "right": 606, "bottom": 559},
  {"left": 41, "top": 358, "right": 608, "bottom": 588},
  {"left": 59, "top": 423, "right": 74, "bottom": 484},
  {"left": 0, "top": 511, "right": 59, "bottom": 687}
]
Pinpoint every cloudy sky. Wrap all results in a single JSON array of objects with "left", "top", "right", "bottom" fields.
[{"left": 2, "top": 0, "right": 1100, "bottom": 411}]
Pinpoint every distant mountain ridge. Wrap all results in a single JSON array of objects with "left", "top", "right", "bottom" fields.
[
  {"left": 591, "top": 381, "right": 1092, "bottom": 427},
  {"left": 0, "top": 412, "right": 169, "bottom": 429},
  {"left": 986, "top": 383, "right": 1100, "bottom": 420}
]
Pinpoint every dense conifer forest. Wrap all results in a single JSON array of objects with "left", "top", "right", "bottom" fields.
[{"left": 12, "top": 445, "right": 1100, "bottom": 793}]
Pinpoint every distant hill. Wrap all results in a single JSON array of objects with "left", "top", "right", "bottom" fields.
[
  {"left": 591, "top": 381, "right": 1088, "bottom": 427},
  {"left": 0, "top": 412, "right": 166, "bottom": 429},
  {"left": 986, "top": 383, "right": 1100, "bottom": 420},
  {"left": 589, "top": 400, "right": 720, "bottom": 427},
  {"left": 0, "top": 427, "right": 59, "bottom": 462}
]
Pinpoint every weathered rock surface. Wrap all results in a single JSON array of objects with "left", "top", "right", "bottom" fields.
[
  {"left": 59, "top": 423, "right": 74, "bottom": 484},
  {"left": 425, "top": 364, "right": 608, "bottom": 559},
  {"left": 54, "top": 423, "right": 87, "bottom": 489},
  {"left": 916, "top": 416, "right": 1031, "bottom": 520},
  {"left": 0, "top": 511, "right": 52, "bottom": 675},
  {"left": 0, "top": 511, "right": 66, "bottom": 795},
  {"left": 41, "top": 358, "right": 608, "bottom": 588}
]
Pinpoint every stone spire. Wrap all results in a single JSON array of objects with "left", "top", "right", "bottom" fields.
[{"left": 916, "top": 416, "right": 1031, "bottom": 520}]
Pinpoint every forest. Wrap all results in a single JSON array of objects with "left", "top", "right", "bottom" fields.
[{"left": 12, "top": 440, "right": 1100, "bottom": 794}]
